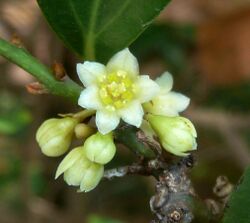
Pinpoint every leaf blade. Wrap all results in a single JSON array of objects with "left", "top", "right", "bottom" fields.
[
  {"left": 37, "top": 0, "right": 171, "bottom": 62},
  {"left": 222, "top": 167, "right": 250, "bottom": 223}
]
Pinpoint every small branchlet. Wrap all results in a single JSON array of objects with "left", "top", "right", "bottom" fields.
[
  {"left": 205, "top": 175, "right": 234, "bottom": 218},
  {"left": 103, "top": 158, "right": 167, "bottom": 180},
  {"left": 213, "top": 176, "right": 234, "bottom": 205}
]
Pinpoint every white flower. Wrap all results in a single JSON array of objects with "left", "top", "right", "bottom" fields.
[
  {"left": 143, "top": 72, "right": 190, "bottom": 116},
  {"left": 77, "top": 48, "right": 160, "bottom": 134}
]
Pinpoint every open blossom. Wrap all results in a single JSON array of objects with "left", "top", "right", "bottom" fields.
[
  {"left": 77, "top": 48, "right": 159, "bottom": 134},
  {"left": 144, "top": 72, "right": 190, "bottom": 116}
]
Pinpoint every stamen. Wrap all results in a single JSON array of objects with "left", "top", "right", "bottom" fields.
[{"left": 99, "top": 71, "right": 135, "bottom": 109}]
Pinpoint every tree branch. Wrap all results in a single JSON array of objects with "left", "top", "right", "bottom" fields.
[
  {"left": 103, "top": 158, "right": 167, "bottom": 180},
  {"left": 103, "top": 164, "right": 148, "bottom": 179},
  {"left": 150, "top": 156, "right": 214, "bottom": 223},
  {"left": 104, "top": 155, "right": 215, "bottom": 223}
]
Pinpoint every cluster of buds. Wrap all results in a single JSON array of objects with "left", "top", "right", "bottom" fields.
[
  {"left": 36, "top": 48, "right": 197, "bottom": 192},
  {"left": 36, "top": 114, "right": 116, "bottom": 192}
]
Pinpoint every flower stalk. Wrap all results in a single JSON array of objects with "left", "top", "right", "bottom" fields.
[{"left": 73, "top": 109, "right": 96, "bottom": 122}]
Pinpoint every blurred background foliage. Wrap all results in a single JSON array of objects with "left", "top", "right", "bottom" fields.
[{"left": 0, "top": 0, "right": 250, "bottom": 222}]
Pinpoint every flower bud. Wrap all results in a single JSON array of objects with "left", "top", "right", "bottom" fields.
[
  {"left": 55, "top": 147, "right": 104, "bottom": 192},
  {"left": 148, "top": 115, "right": 197, "bottom": 156},
  {"left": 84, "top": 132, "right": 116, "bottom": 165},
  {"left": 36, "top": 117, "right": 77, "bottom": 157}
]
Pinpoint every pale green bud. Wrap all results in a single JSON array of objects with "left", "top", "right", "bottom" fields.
[
  {"left": 36, "top": 117, "right": 77, "bottom": 157},
  {"left": 148, "top": 115, "right": 197, "bottom": 156},
  {"left": 84, "top": 132, "right": 116, "bottom": 165},
  {"left": 55, "top": 147, "right": 104, "bottom": 192}
]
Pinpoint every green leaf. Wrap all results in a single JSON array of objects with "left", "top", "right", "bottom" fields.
[
  {"left": 222, "top": 167, "right": 250, "bottom": 223},
  {"left": 37, "top": 0, "right": 171, "bottom": 62}
]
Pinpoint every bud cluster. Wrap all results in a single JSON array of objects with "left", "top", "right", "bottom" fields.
[
  {"left": 36, "top": 112, "right": 116, "bottom": 192},
  {"left": 55, "top": 147, "right": 104, "bottom": 192}
]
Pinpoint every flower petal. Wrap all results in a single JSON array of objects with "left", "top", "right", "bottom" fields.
[
  {"left": 78, "top": 86, "right": 102, "bottom": 110},
  {"left": 55, "top": 147, "right": 84, "bottom": 179},
  {"left": 96, "top": 110, "right": 120, "bottom": 134},
  {"left": 144, "top": 92, "right": 190, "bottom": 116},
  {"left": 79, "top": 163, "right": 104, "bottom": 192},
  {"left": 119, "top": 101, "right": 144, "bottom": 128},
  {"left": 164, "top": 91, "right": 190, "bottom": 113},
  {"left": 155, "top": 72, "right": 173, "bottom": 93},
  {"left": 77, "top": 62, "right": 106, "bottom": 87},
  {"left": 106, "top": 48, "right": 139, "bottom": 76},
  {"left": 136, "top": 75, "right": 160, "bottom": 103},
  {"left": 63, "top": 161, "right": 85, "bottom": 186}
]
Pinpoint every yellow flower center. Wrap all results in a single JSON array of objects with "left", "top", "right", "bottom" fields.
[{"left": 98, "top": 70, "right": 135, "bottom": 110}]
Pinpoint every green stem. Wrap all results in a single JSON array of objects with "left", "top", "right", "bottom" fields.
[
  {"left": 73, "top": 109, "right": 96, "bottom": 122},
  {"left": 0, "top": 38, "right": 82, "bottom": 102},
  {"left": 115, "top": 126, "right": 156, "bottom": 159}
]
